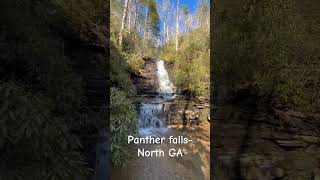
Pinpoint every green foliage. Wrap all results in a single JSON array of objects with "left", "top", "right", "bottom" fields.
[
  {"left": 110, "top": 2, "right": 154, "bottom": 73},
  {"left": 161, "top": 28, "right": 210, "bottom": 98},
  {"left": 110, "top": 1, "right": 151, "bottom": 165},
  {"left": 110, "top": 88, "right": 138, "bottom": 165},
  {"left": 183, "top": 5, "right": 189, "bottom": 16},
  {"left": 146, "top": 0, "right": 160, "bottom": 37},
  {"left": 53, "top": 0, "right": 108, "bottom": 41},
  {"left": 0, "top": 82, "right": 89, "bottom": 180},
  {"left": 213, "top": 11, "right": 255, "bottom": 89},
  {"left": 110, "top": 41, "right": 140, "bottom": 165},
  {"left": 0, "top": 0, "right": 108, "bottom": 178},
  {"left": 120, "top": 34, "right": 148, "bottom": 73},
  {"left": 213, "top": 0, "right": 320, "bottom": 111},
  {"left": 111, "top": 43, "right": 137, "bottom": 97},
  {"left": 111, "top": 0, "right": 159, "bottom": 56},
  {"left": 247, "top": 0, "right": 309, "bottom": 107},
  {"left": 125, "top": 52, "right": 145, "bottom": 73},
  {"left": 0, "top": 0, "right": 86, "bottom": 124},
  {"left": 159, "top": 42, "right": 178, "bottom": 63}
]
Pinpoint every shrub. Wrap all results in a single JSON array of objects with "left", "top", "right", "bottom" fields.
[
  {"left": 110, "top": 88, "right": 138, "bottom": 165},
  {"left": 161, "top": 28, "right": 210, "bottom": 98},
  {"left": 214, "top": 0, "right": 320, "bottom": 111},
  {"left": 0, "top": 82, "right": 89, "bottom": 180}
]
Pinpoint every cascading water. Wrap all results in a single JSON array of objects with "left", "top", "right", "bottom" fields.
[
  {"left": 112, "top": 58, "right": 210, "bottom": 180},
  {"left": 156, "top": 60, "right": 175, "bottom": 97},
  {"left": 139, "top": 59, "right": 175, "bottom": 136},
  {"left": 139, "top": 103, "right": 167, "bottom": 136}
]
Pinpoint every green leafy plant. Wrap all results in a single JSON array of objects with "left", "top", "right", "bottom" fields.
[
  {"left": 0, "top": 82, "right": 89, "bottom": 180},
  {"left": 160, "top": 28, "right": 210, "bottom": 98},
  {"left": 213, "top": 0, "right": 320, "bottom": 111},
  {"left": 110, "top": 88, "right": 138, "bottom": 165}
]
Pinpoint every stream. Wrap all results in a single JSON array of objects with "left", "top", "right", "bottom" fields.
[
  {"left": 139, "top": 60, "right": 175, "bottom": 137},
  {"left": 111, "top": 58, "right": 210, "bottom": 180}
]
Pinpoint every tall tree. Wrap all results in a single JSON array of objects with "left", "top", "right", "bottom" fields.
[
  {"left": 162, "top": 0, "right": 170, "bottom": 45},
  {"left": 133, "top": 0, "right": 139, "bottom": 33},
  {"left": 143, "top": 2, "right": 149, "bottom": 45},
  {"left": 128, "top": 0, "right": 132, "bottom": 34},
  {"left": 175, "top": 0, "right": 180, "bottom": 51},
  {"left": 143, "top": 0, "right": 160, "bottom": 46},
  {"left": 183, "top": 5, "right": 189, "bottom": 33},
  {"left": 147, "top": 0, "right": 160, "bottom": 37},
  {"left": 119, "top": 0, "right": 130, "bottom": 47},
  {"left": 196, "top": 0, "right": 209, "bottom": 28}
]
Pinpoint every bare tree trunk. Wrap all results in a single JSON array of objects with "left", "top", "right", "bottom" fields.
[
  {"left": 163, "top": 21, "right": 167, "bottom": 45},
  {"left": 186, "top": 15, "right": 192, "bottom": 33},
  {"left": 128, "top": 11, "right": 131, "bottom": 34},
  {"left": 133, "top": 0, "right": 138, "bottom": 32},
  {"left": 166, "top": 26, "right": 170, "bottom": 43},
  {"left": 175, "top": 0, "right": 180, "bottom": 52},
  {"left": 185, "top": 20, "right": 187, "bottom": 33},
  {"left": 162, "top": 0, "right": 170, "bottom": 45},
  {"left": 119, "top": 0, "right": 130, "bottom": 47},
  {"left": 143, "top": 6, "right": 148, "bottom": 46},
  {"left": 157, "top": 37, "right": 161, "bottom": 47},
  {"left": 127, "top": 0, "right": 133, "bottom": 34}
]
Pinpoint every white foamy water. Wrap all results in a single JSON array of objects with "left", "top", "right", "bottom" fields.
[
  {"left": 139, "top": 103, "right": 168, "bottom": 136},
  {"left": 156, "top": 60, "right": 175, "bottom": 96},
  {"left": 139, "top": 59, "right": 176, "bottom": 136}
]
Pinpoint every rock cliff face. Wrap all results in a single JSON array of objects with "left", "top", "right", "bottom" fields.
[
  {"left": 68, "top": 40, "right": 109, "bottom": 180},
  {"left": 131, "top": 57, "right": 159, "bottom": 96},
  {"left": 213, "top": 101, "right": 320, "bottom": 179}
]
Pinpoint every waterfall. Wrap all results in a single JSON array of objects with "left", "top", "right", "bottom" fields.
[
  {"left": 139, "top": 103, "right": 167, "bottom": 136},
  {"left": 156, "top": 60, "right": 175, "bottom": 98},
  {"left": 139, "top": 59, "right": 175, "bottom": 136},
  {"left": 139, "top": 104, "right": 164, "bottom": 128}
]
